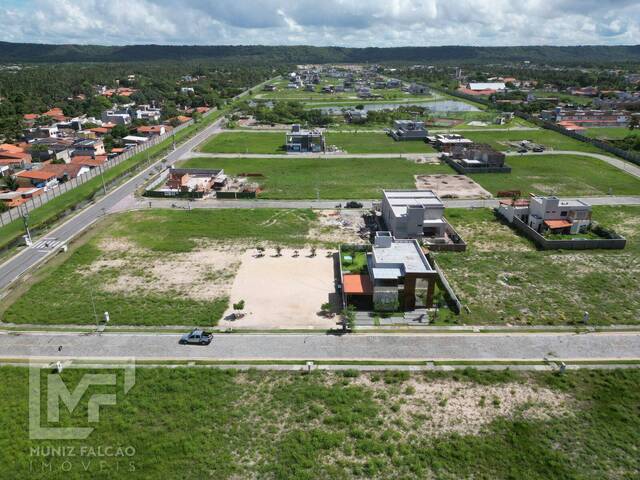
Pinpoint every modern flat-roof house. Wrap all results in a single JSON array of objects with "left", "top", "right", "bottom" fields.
[
  {"left": 342, "top": 232, "right": 438, "bottom": 311},
  {"left": 135, "top": 105, "right": 162, "bottom": 123},
  {"left": 448, "top": 143, "right": 505, "bottom": 166},
  {"left": 408, "top": 83, "right": 429, "bottom": 94},
  {"left": 381, "top": 190, "right": 447, "bottom": 239},
  {"left": 101, "top": 109, "right": 132, "bottom": 125},
  {"left": 285, "top": 124, "right": 325, "bottom": 153},
  {"left": 389, "top": 120, "right": 427, "bottom": 141},
  {"left": 498, "top": 195, "right": 592, "bottom": 235},
  {"left": 72, "top": 139, "right": 106, "bottom": 158},
  {"left": 428, "top": 133, "right": 474, "bottom": 152},
  {"left": 444, "top": 143, "right": 511, "bottom": 173}
]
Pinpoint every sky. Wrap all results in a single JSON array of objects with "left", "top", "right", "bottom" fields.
[{"left": 1, "top": 0, "right": 639, "bottom": 47}]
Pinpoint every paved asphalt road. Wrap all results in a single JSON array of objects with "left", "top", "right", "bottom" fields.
[
  {"left": 1, "top": 331, "right": 639, "bottom": 361},
  {"left": 132, "top": 195, "right": 640, "bottom": 212},
  {"left": 0, "top": 113, "right": 225, "bottom": 292}
]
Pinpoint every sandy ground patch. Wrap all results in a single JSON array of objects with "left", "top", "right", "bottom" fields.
[
  {"left": 415, "top": 174, "right": 492, "bottom": 199},
  {"left": 308, "top": 209, "right": 368, "bottom": 244},
  {"left": 84, "top": 238, "right": 240, "bottom": 301},
  {"left": 353, "top": 376, "right": 573, "bottom": 436},
  {"left": 220, "top": 248, "right": 339, "bottom": 329}
]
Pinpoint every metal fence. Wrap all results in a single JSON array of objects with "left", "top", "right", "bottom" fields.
[{"left": 0, "top": 118, "right": 197, "bottom": 228}]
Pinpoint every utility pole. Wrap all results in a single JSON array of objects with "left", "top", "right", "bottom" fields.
[
  {"left": 21, "top": 205, "right": 32, "bottom": 246},
  {"left": 99, "top": 165, "right": 107, "bottom": 195}
]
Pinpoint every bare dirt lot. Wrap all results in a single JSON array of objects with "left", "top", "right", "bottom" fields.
[
  {"left": 352, "top": 376, "right": 573, "bottom": 436},
  {"left": 85, "top": 238, "right": 240, "bottom": 302},
  {"left": 308, "top": 209, "right": 368, "bottom": 244},
  {"left": 220, "top": 248, "right": 340, "bottom": 329},
  {"left": 415, "top": 174, "right": 493, "bottom": 199}
]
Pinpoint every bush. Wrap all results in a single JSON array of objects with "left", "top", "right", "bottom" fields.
[{"left": 233, "top": 300, "right": 245, "bottom": 310}]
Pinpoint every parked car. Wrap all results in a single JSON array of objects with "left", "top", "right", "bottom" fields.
[
  {"left": 179, "top": 329, "right": 213, "bottom": 345},
  {"left": 345, "top": 201, "right": 363, "bottom": 209},
  {"left": 532, "top": 146, "right": 545, "bottom": 152}
]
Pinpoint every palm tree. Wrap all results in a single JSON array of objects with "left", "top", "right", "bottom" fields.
[{"left": 2, "top": 175, "right": 18, "bottom": 191}]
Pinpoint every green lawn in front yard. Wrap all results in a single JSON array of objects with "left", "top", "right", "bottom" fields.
[
  {"left": 463, "top": 129, "right": 603, "bottom": 153},
  {"left": 436, "top": 206, "right": 640, "bottom": 326},
  {"left": 1, "top": 209, "right": 317, "bottom": 326},
  {"left": 180, "top": 156, "right": 453, "bottom": 199},
  {"left": 2, "top": 366, "right": 639, "bottom": 479},
  {"left": 341, "top": 250, "right": 369, "bottom": 274},
  {"left": 470, "top": 154, "right": 640, "bottom": 196}
]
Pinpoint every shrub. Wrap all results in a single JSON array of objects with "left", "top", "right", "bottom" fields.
[{"left": 233, "top": 300, "right": 245, "bottom": 310}]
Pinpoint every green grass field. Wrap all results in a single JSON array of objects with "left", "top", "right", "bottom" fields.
[
  {"left": 2, "top": 366, "right": 639, "bottom": 479},
  {"left": 199, "top": 131, "right": 287, "bottom": 154},
  {"left": 464, "top": 129, "right": 603, "bottom": 153},
  {"left": 325, "top": 132, "right": 436, "bottom": 154},
  {"left": 1, "top": 209, "right": 317, "bottom": 326},
  {"left": 200, "top": 131, "right": 436, "bottom": 154},
  {"left": 253, "top": 78, "right": 418, "bottom": 103},
  {"left": 436, "top": 206, "right": 640, "bottom": 326},
  {"left": 584, "top": 127, "right": 640, "bottom": 140},
  {"left": 180, "top": 156, "right": 452, "bottom": 199},
  {"left": 471, "top": 154, "right": 640, "bottom": 196}
]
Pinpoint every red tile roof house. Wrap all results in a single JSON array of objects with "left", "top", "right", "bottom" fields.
[
  {"left": 70, "top": 155, "right": 108, "bottom": 169},
  {"left": 0, "top": 187, "right": 44, "bottom": 209},
  {"left": 42, "top": 107, "right": 68, "bottom": 122},
  {"left": 0, "top": 144, "right": 33, "bottom": 174},
  {"left": 16, "top": 169, "right": 59, "bottom": 189},
  {"left": 136, "top": 125, "right": 166, "bottom": 136},
  {"left": 16, "top": 163, "right": 85, "bottom": 189}
]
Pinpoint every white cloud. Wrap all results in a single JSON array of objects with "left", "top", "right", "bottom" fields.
[{"left": 0, "top": 0, "right": 639, "bottom": 46}]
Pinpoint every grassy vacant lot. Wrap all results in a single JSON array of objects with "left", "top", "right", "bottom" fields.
[
  {"left": 436, "top": 206, "right": 640, "bottom": 325},
  {"left": 470, "top": 154, "right": 640, "bottom": 196},
  {"left": 1, "top": 209, "right": 317, "bottom": 326},
  {"left": 584, "top": 127, "right": 640, "bottom": 140},
  {"left": 325, "top": 132, "right": 435, "bottom": 153},
  {"left": 200, "top": 131, "right": 287, "bottom": 154},
  {"left": 200, "top": 131, "right": 436, "bottom": 154},
  {"left": 464, "top": 129, "right": 603, "bottom": 153},
  {"left": 531, "top": 90, "right": 594, "bottom": 106},
  {"left": 2, "top": 366, "right": 639, "bottom": 479},
  {"left": 180, "top": 157, "right": 452, "bottom": 199}
]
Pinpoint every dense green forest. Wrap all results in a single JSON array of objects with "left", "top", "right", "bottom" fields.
[
  {"left": 1, "top": 42, "right": 640, "bottom": 65},
  {"left": 0, "top": 62, "right": 277, "bottom": 141}
]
